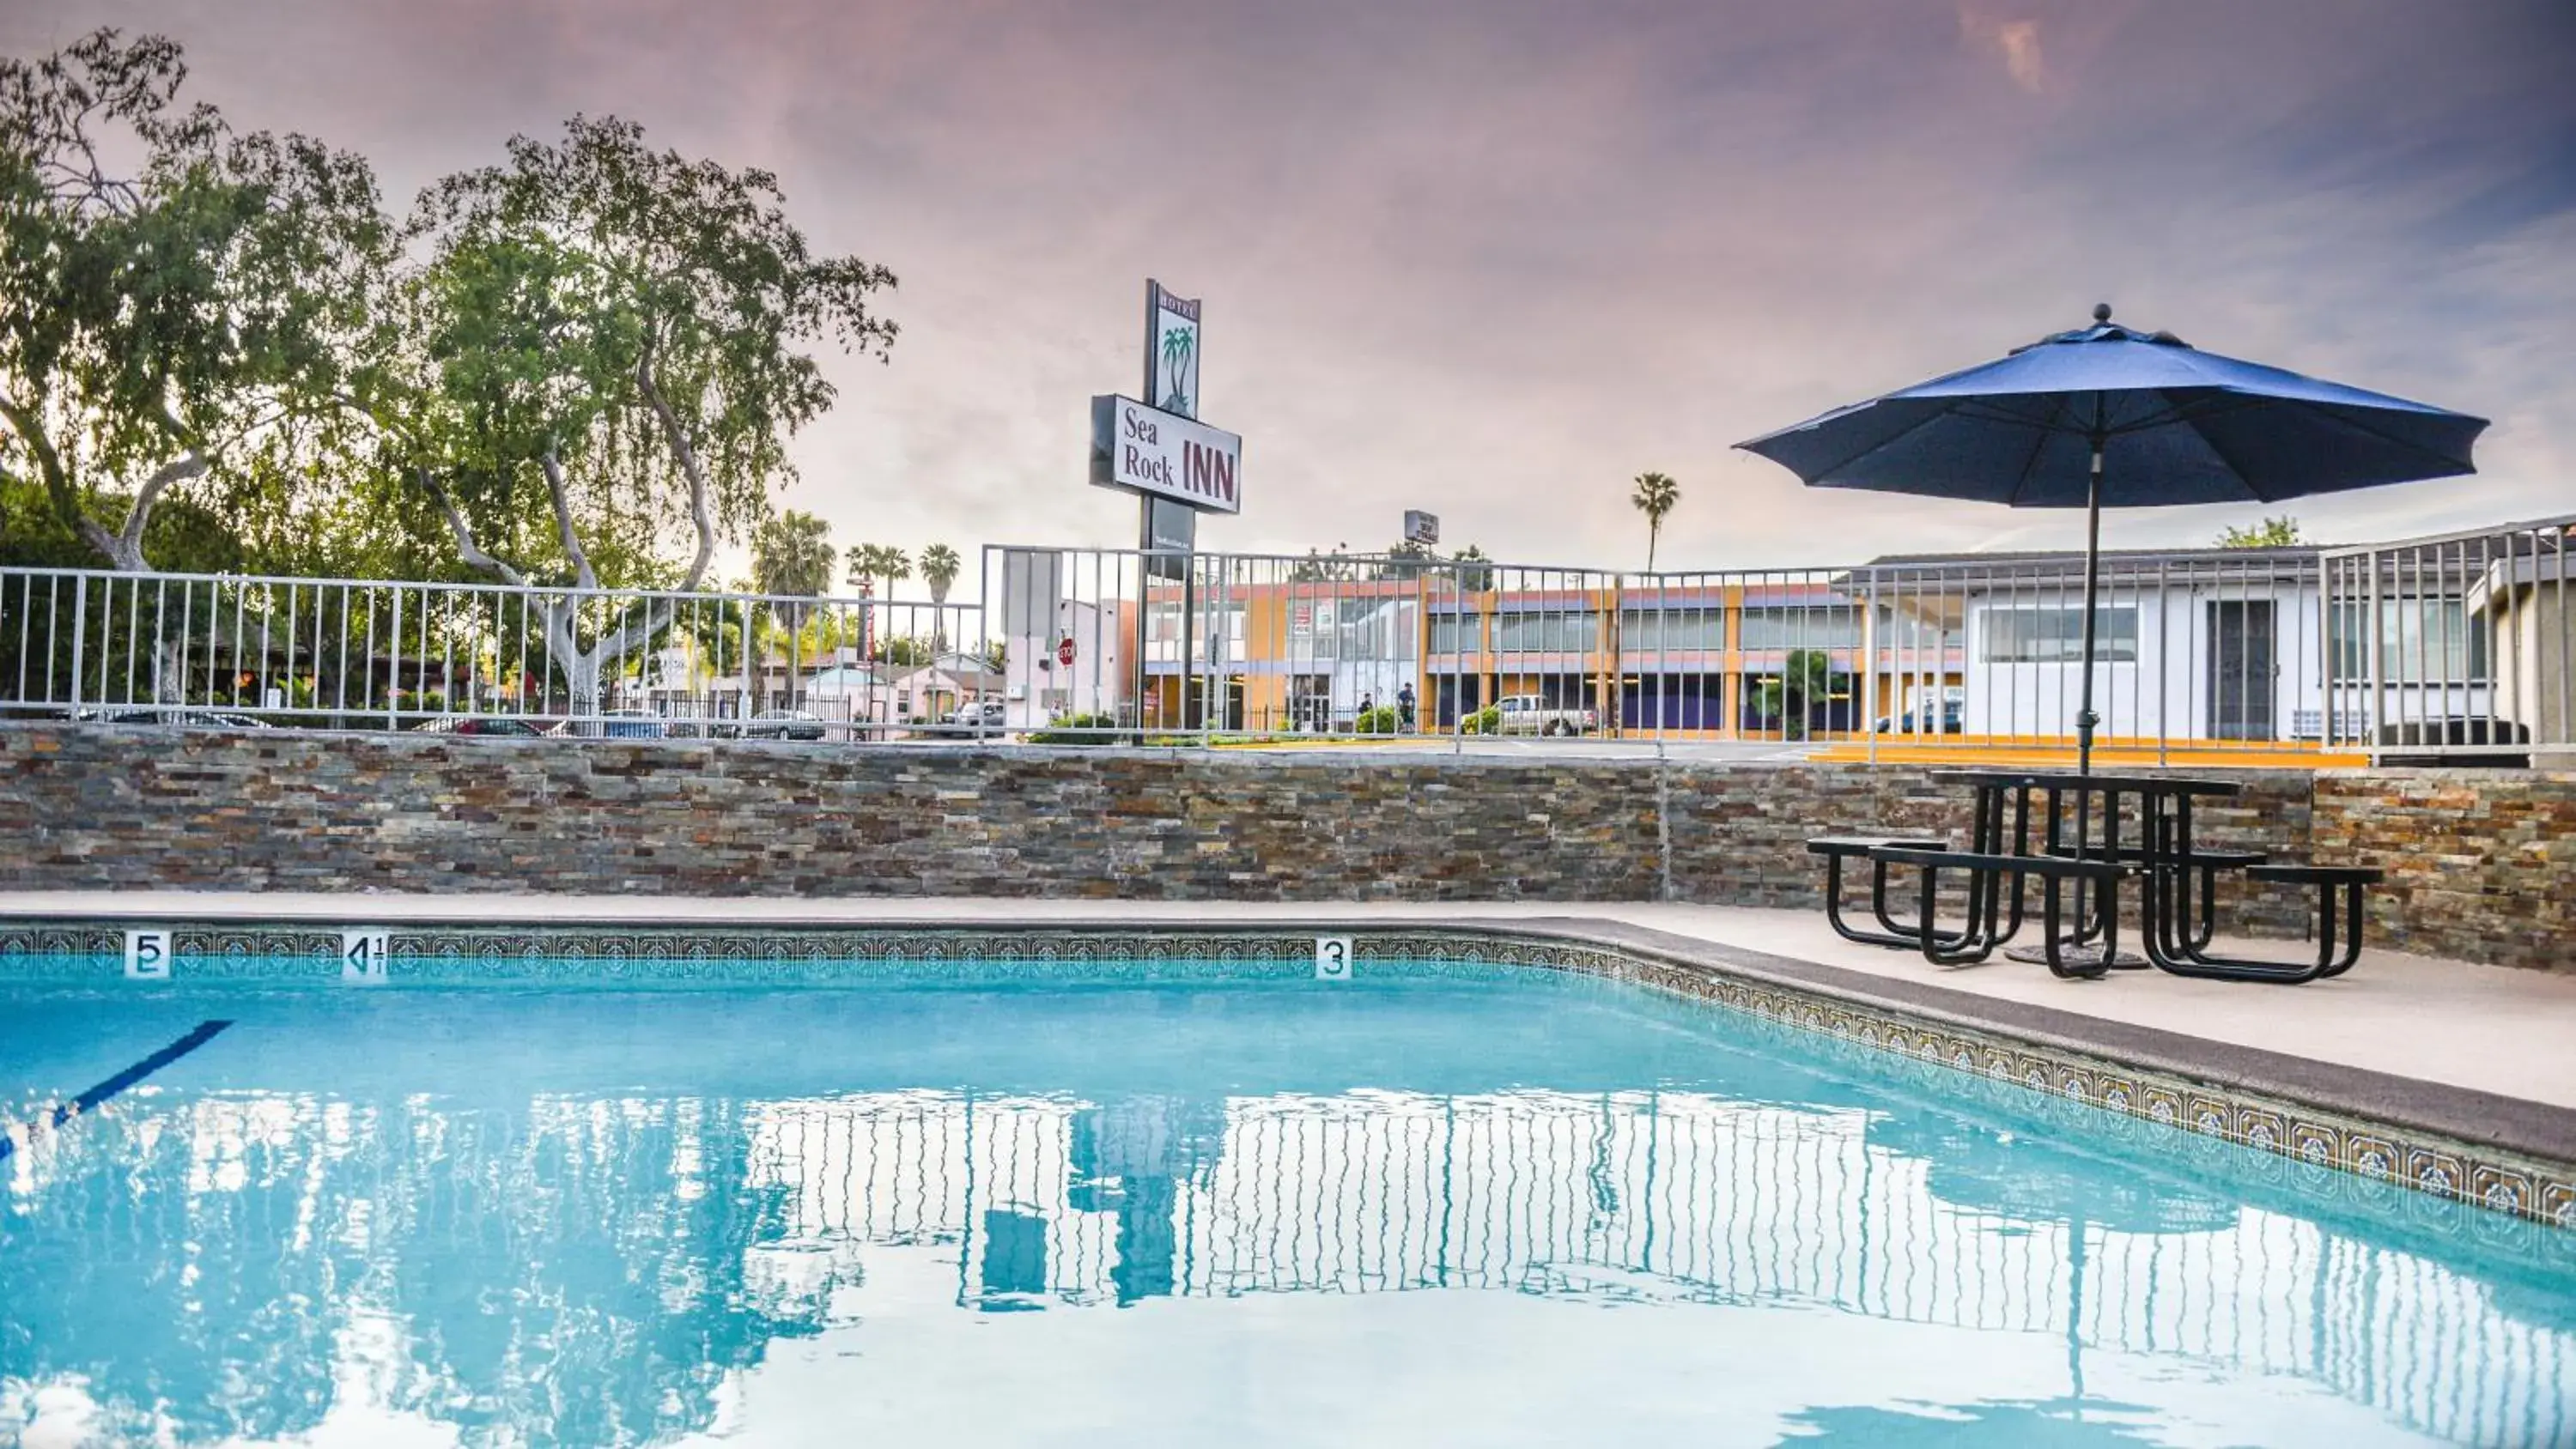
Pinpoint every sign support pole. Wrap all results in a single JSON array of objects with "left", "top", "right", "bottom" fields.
[
  {"left": 1137, "top": 497, "right": 1151, "bottom": 733},
  {"left": 1140, "top": 282, "right": 1157, "bottom": 735}
]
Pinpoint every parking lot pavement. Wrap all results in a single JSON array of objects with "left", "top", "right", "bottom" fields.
[{"left": 1235, "top": 737, "right": 1824, "bottom": 765}]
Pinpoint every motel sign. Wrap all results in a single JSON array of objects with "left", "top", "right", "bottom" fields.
[{"left": 1088, "top": 393, "right": 1243, "bottom": 514}]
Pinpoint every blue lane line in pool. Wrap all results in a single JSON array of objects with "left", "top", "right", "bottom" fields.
[{"left": 0, "top": 1018, "right": 232, "bottom": 1163}]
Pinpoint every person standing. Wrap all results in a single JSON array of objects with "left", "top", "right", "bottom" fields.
[{"left": 1397, "top": 683, "right": 1417, "bottom": 732}]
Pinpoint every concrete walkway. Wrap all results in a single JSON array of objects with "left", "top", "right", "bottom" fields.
[{"left": 5, "top": 890, "right": 2573, "bottom": 1115}]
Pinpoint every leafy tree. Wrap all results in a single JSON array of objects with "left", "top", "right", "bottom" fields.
[
  {"left": 353, "top": 114, "right": 897, "bottom": 721},
  {"left": 1631, "top": 471, "right": 1679, "bottom": 573},
  {"left": 871, "top": 635, "right": 934, "bottom": 668},
  {"left": 1380, "top": 539, "right": 1437, "bottom": 579},
  {"left": 1751, "top": 647, "right": 1841, "bottom": 739},
  {"left": 1287, "top": 544, "right": 1360, "bottom": 583},
  {"left": 918, "top": 543, "right": 963, "bottom": 604},
  {"left": 1290, "top": 540, "right": 1495, "bottom": 587},
  {"left": 2216, "top": 515, "right": 2303, "bottom": 548},
  {"left": 1452, "top": 543, "right": 1496, "bottom": 592},
  {"left": 0, "top": 29, "right": 389, "bottom": 573}
]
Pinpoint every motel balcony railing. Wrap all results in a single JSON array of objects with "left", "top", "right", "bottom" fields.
[{"left": 4, "top": 512, "right": 2569, "bottom": 763}]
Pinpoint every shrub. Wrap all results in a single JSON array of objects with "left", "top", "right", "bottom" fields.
[
  {"left": 1461, "top": 705, "right": 1502, "bottom": 736},
  {"left": 1353, "top": 706, "right": 1400, "bottom": 735},
  {"left": 1026, "top": 712, "right": 1123, "bottom": 745}
]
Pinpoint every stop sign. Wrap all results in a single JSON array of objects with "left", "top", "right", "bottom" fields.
[{"left": 1057, "top": 638, "right": 1076, "bottom": 667}]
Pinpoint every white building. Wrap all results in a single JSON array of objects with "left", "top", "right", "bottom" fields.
[
  {"left": 999, "top": 549, "right": 1129, "bottom": 730},
  {"left": 889, "top": 654, "right": 1005, "bottom": 724},
  {"left": 1868, "top": 546, "right": 2494, "bottom": 748}
]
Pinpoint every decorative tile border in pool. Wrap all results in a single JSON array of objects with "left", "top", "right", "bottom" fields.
[
  {"left": 5, "top": 918, "right": 2570, "bottom": 1234},
  {"left": 1394, "top": 929, "right": 2576, "bottom": 1238}
]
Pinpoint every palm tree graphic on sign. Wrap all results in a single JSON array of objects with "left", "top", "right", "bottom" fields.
[{"left": 1160, "top": 325, "right": 1196, "bottom": 415}]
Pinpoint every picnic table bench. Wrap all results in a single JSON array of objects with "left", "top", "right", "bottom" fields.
[{"left": 1810, "top": 769, "right": 2383, "bottom": 985}]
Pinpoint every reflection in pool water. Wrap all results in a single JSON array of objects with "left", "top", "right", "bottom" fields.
[{"left": 2, "top": 974, "right": 2570, "bottom": 1446}]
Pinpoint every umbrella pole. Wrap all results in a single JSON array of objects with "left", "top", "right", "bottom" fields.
[{"left": 2075, "top": 440, "right": 2105, "bottom": 776}]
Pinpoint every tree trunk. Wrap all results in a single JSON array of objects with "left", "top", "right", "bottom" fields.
[
  {"left": 151, "top": 635, "right": 185, "bottom": 708},
  {"left": 565, "top": 648, "right": 605, "bottom": 731}
]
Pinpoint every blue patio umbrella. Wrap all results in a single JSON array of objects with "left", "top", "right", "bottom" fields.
[{"left": 1736, "top": 305, "right": 2488, "bottom": 770}]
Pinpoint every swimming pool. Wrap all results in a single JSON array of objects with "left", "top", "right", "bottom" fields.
[{"left": 4, "top": 958, "right": 2573, "bottom": 1446}]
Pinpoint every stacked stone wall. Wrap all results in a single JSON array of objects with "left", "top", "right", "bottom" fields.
[{"left": 1, "top": 726, "right": 2564, "bottom": 970}]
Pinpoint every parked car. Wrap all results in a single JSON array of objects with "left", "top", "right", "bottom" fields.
[
  {"left": 948, "top": 700, "right": 1008, "bottom": 729},
  {"left": 546, "top": 710, "right": 666, "bottom": 739},
  {"left": 743, "top": 708, "right": 828, "bottom": 742},
  {"left": 412, "top": 716, "right": 544, "bottom": 737},
  {"left": 1492, "top": 694, "right": 1600, "bottom": 737},
  {"left": 82, "top": 707, "right": 275, "bottom": 730},
  {"left": 1873, "top": 700, "right": 1965, "bottom": 735}
]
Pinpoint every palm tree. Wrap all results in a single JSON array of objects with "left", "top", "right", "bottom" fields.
[
  {"left": 1631, "top": 471, "right": 1680, "bottom": 573},
  {"left": 844, "top": 545, "right": 912, "bottom": 677},
  {"left": 753, "top": 512, "right": 835, "bottom": 707},
  {"left": 755, "top": 512, "right": 836, "bottom": 603},
  {"left": 919, "top": 543, "right": 963, "bottom": 605},
  {"left": 843, "top": 544, "right": 912, "bottom": 597}
]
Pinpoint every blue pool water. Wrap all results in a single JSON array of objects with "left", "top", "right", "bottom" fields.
[{"left": 3, "top": 966, "right": 2573, "bottom": 1446}]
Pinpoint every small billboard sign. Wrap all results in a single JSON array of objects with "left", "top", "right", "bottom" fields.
[
  {"left": 1090, "top": 395, "right": 1242, "bottom": 514},
  {"left": 1141, "top": 496, "right": 1196, "bottom": 581},
  {"left": 1404, "top": 510, "right": 1440, "bottom": 547},
  {"left": 1145, "top": 282, "right": 1201, "bottom": 419}
]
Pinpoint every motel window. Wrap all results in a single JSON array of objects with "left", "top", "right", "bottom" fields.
[
  {"left": 1738, "top": 606, "right": 1863, "bottom": 651},
  {"left": 1289, "top": 600, "right": 1340, "bottom": 660},
  {"left": 1145, "top": 602, "right": 1246, "bottom": 663},
  {"left": 1336, "top": 601, "right": 1419, "bottom": 662},
  {"left": 2330, "top": 599, "right": 2488, "bottom": 684},
  {"left": 1982, "top": 606, "right": 2139, "bottom": 664},
  {"left": 1618, "top": 608, "right": 1725, "bottom": 651},
  {"left": 1430, "top": 613, "right": 1485, "bottom": 656},
  {"left": 1495, "top": 610, "right": 1600, "bottom": 653},
  {"left": 1873, "top": 606, "right": 1963, "bottom": 652}
]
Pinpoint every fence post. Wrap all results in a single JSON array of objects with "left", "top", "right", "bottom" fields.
[
  {"left": 68, "top": 573, "right": 88, "bottom": 715},
  {"left": 387, "top": 585, "right": 404, "bottom": 731},
  {"left": 1863, "top": 567, "right": 1880, "bottom": 766},
  {"left": 2318, "top": 558, "right": 2332, "bottom": 749},
  {"left": 2366, "top": 546, "right": 2385, "bottom": 765},
  {"left": 2156, "top": 560, "right": 2170, "bottom": 767}
]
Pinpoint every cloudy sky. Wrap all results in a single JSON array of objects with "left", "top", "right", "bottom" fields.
[{"left": 10, "top": 0, "right": 2572, "bottom": 579}]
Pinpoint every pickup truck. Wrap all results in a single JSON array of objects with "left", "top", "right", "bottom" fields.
[{"left": 1492, "top": 694, "right": 1600, "bottom": 737}]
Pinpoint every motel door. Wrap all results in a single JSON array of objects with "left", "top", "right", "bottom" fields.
[{"left": 2208, "top": 600, "right": 2276, "bottom": 741}]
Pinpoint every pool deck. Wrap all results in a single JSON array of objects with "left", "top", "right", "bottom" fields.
[{"left": 6, "top": 890, "right": 2573, "bottom": 1163}]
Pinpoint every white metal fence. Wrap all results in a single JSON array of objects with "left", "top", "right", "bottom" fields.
[
  {"left": 0, "top": 567, "right": 985, "bottom": 740},
  {"left": 5, "top": 513, "right": 2568, "bottom": 761},
  {"left": 2321, "top": 514, "right": 2575, "bottom": 759}
]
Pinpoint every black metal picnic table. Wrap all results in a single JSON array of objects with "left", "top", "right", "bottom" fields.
[
  {"left": 1892, "top": 769, "right": 2371, "bottom": 984},
  {"left": 1864, "top": 769, "right": 2238, "bottom": 979},
  {"left": 1929, "top": 767, "right": 2239, "bottom": 865}
]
